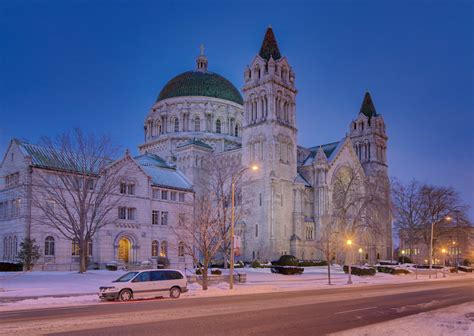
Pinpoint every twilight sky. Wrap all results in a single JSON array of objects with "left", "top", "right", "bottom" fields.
[{"left": 0, "top": 0, "right": 472, "bottom": 217}]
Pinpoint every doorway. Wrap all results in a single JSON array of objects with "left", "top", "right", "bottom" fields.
[{"left": 118, "top": 237, "right": 131, "bottom": 262}]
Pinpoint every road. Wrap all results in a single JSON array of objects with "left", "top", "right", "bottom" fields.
[{"left": 0, "top": 278, "right": 472, "bottom": 335}]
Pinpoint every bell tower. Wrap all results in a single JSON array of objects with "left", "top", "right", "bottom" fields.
[
  {"left": 242, "top": 26, "right": 298, "bottom": 181},
  {"left": 241, "top": 27, "right": 298, "bottom": 261}
]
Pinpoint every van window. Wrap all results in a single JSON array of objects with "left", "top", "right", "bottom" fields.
[
  {"left": 164, "top": 271, "right": 183, "bottom": 280},
  {"left": 133, "top": 271, "right": 151, "bottom": 282},
  {"left": 113, "top": 272, "right": 138, "bottom": 282},
  {"left": 151, "top": 271, "right": 165, "bottom": 281}
]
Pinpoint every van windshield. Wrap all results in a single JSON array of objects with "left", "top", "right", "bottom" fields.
[{"left": 113, "top": 272, "right": 139, "bottom": 282}]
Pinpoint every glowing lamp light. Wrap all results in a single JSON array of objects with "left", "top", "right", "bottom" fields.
[
  {"left": 445, "top": 216, "right": 452, "bottom": 221},
  {"left": 442, "top": 248, "right": 446, "bottom": 254},
  {"left": 346, "top": 239, "right": 352, "bottom": 246},
  {"left": 358, "top": 248, "right": 363, "bottom": 253},
  {"left": 251, "top": 165, "right": 259, "bottom": 171}
]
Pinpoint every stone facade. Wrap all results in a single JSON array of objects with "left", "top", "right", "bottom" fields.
[{"left": 0, "top": 141, "right": 194, "bottom": 271}]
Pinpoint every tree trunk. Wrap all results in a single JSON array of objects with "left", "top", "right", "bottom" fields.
[
  {"left": 327, "top": 254, "right": 332, "bottom": 285},
  {"left": 202, "top": 261, "right": 208, "bottom": 290},
  {"left": 79, "top": 240, "right": 87, "bottom": 273}
]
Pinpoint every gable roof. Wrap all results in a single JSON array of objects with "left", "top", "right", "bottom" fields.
[
  {"left": 14, "top": 139, "right": 110, "bottom": 174},
  {"left": 176, "top": 138, "right": 213, "bottom": 150},
  {"left": 134, "top": 153, "right": 192, "bottom": 191},
  {"left": 303, "top": 141, "right": 340, "bottom": 165}
]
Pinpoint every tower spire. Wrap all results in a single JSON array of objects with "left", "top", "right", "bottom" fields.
[
  {"left": 360, "top": 91, "right": 377, "bottom": 118},
  {"left": 196, "top": 44, "right": 208, "bottom": 72},
  {"left": 259, "top": 26, "right": 281, "bottom": 61}
]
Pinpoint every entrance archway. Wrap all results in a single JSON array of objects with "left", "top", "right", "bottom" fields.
[{"left": 118, "top": 238, "right": 131, "bottom": 262}]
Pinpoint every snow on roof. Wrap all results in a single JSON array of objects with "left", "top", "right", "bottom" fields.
[{"left": 134, "top": 153, "right": 192, "bottom": 191}]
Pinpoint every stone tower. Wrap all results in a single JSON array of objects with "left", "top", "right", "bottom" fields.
[
  {"left": 241, "top": 27, "right": 298, "bottom": 261},
  {"left": 350, "top": 92, "right": 391, "bottom": 259}
]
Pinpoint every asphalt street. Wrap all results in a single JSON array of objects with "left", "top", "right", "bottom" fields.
[{"left": 1, "top": 278, "right": 472, "bottom": 335}]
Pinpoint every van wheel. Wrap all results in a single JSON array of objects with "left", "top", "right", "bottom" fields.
[
  {"left": 119, "top": 289, "right": 133, "bottom": 302},
  {"left": 170, "top": 286, "right": 181, "bottom": 299}
]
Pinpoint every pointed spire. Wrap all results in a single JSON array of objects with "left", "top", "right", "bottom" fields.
[
  {"left": 360, "top": 91, "right": 377, "bottom": 118},
  {"left": 259, "top": 26, "right": 281, "bottom": 61}
]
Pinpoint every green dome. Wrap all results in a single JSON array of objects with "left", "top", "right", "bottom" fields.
[{"left": 157, "top": 71, "right": 243, "bottom": 105}]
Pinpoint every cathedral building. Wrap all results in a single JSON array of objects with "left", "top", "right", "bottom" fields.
[{"left": 0, "top": 27, "right": 392, "bottom": 270}]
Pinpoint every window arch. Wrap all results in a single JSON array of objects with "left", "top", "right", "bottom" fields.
[
  {"left": 3, "top": 237, "right": 7, "bottom": 259},
  {"left": 174, "top": 118, "right": 179, "bottom": 132},
  {"left": 7, "top": 236, "right": 12, "bottom": 258},
  {"left": 45, "top": 236, "right": 55, "bottom": 256},
  {"left": 160, "top": 240, "right": 168, "bottom": 257},
  {"left": 234, "top": 124, "right": 240, "bottom": 137},
  {"left": 13, "top": 236, "right": 17, "bottom": 256},
  {"left": 152, "top": 240, "right": 159, "bottom": 257},
  {"left": 194, "top": 116, "right": 200, "bottom": 132},
  {"left": 178, "top": 241, "right": 185, "bottom": 257},
  {"left": 215, "top": 119, "right": 221, "bottom": 133}
]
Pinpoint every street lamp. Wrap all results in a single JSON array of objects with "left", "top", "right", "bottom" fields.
[
  {"left": 429, "top": 215, "right": 452, "bottom": 279},
  {"left": 229, "top": 164, "right": 259, "bottom": 290},
  {"left": 346, "top": 239, "right": 353, "bottom": 285},
  {"left": 441, "top": 248, "right": 447, "bottom": 278},
  {"left": 358, "top": 248, "right": 363, "bottom": 265},
  {"left": 401, "top": 249, "right": 406, "bottom": 264}
]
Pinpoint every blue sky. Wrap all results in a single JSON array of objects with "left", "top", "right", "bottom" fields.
[{"left": 0, "top": 0, "right": 472, "bottom": 217}]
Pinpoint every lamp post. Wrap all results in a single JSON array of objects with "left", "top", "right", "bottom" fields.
[
  {"left": 358, "top": 248, "right": 363, "bottom": 265},
  {"left": 429, "top": 215, "right": 452, "bottom": 279},
  {"left": 441, "top": 248, "right": 447, "bottom": 278},
  {"left": 401, "top": 249, "right": 406, "bottom": 264},
  {"left": 346, "top": 239, "right": 353, "bottom": 285},
  {"left": 229, "top": 164, "right": 258, "bottom": 290}
]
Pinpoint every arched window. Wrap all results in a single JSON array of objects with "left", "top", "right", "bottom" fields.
[
  {"left": 235, "top": 124, "right": 239, "bottom": 137},
  {"left": 215, "top": 119, "right": 221, "bottom": 133},
  {"left": 174, "top": 118, "right": 179, "bottom": 132},
  {"left": 45, "top": 236, "right": 55, "bottom": 256},
  {"left": 3, "top": 237, "right": 7, "bottom": 259},
  {"left": 194, "top": 116, "right": 200, "bottom": 132},
  {"left": 178, "top": 241, "right": 185, "bottom": 257},
  {"left": 160, "top": 240, "right": 168, "bottom": 257},
  {"left": 152, "top": 240, "right": 159, "bottom": 257},
  {"left": 7, "top": 236, "right": 12, "bottom": 258}
]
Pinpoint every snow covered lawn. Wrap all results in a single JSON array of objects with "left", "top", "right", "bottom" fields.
[
  {"left": 1, "top": 266, "right": 472, "bottom": 312},
  {"left": 333, "top": 302, "right": 474, "bottom": 336}
]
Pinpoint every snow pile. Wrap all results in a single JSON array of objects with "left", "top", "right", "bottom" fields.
[{"left": 333, "top": 302, "right": 474, "bottom": 336}]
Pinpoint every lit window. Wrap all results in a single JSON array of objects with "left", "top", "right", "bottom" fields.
[
  {"left": 72, "top": 239, "right": 80, "bottom": 256},
  {"left": 152, "top": 240, "right": 159, "bottom": 257}
]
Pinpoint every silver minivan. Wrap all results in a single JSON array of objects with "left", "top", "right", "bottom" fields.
[{"left": 99, "top": 269, "right": 188, "bottom": 301}]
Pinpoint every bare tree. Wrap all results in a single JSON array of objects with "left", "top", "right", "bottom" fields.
[
  {"left": 315, "top": 215, "right": 338, "bottom": 285},
  {"left": 331, "top": 165, "right": 389, "bottom": 264},
  {"left": 174, "top": 193, "right": 225, "bottom": 290},
  {"left": 418, "top": 184, "right": 470, "bottom": 260},
  {"left": 391, "top": 179, "right": 424, "bottom": 259},
  {"left": 202, "top": 154, "right": 246, "bottom": 268},
  {"left": 29, "top": 129, "right": 124, "bottom": 273}
]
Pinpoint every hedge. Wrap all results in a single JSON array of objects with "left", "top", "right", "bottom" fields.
[
  {"left": 457, "top": 266, "right": 473, "bottom": 273},
  {"left": 298, "top": 260, "right": 328, "bottom": 267},
  {"left": 343, "top": 265, "right": 376, "bottom": 276},
  {"left": 272, "top": 255, "right": 299, "bottom": 267},
  {"left": 270, "top": 266, "right": 304, "bottom": 275},
  {"left": 0, "top": 262, "right": 23, "bottom": 272}
]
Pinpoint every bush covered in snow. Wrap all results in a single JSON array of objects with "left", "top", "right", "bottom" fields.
[
  {"left": 343, "top": 265, "right": 376, "bottom": 276},
  {"left": 251, "top": 260, "right": 261, "bottom": 268},
  {"left": 457, "top": 266, "right": 473, "bottom": 273},
  {"left": 272, "top": 255, "right": 299, "bottom": 266},
  {"left": 270, "top": 266, "right": 304, "bottom": 275},
  {"left": 106, "top": 262, "right": 118, "bottom": 271},
  {"left": 211, "top": 269, "right": 222, "bottom": 275}
]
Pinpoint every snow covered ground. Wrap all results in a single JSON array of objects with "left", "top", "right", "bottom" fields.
[
  {"left": 333, "top": 302, "right": 474, "bottom": 336},
  {"left": 1, "top": 266, "right": 472, "bottom": 312}
]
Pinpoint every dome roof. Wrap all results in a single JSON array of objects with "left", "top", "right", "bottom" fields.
[{"left": 156, "top": 70, "right": 243, "bottom": 105}]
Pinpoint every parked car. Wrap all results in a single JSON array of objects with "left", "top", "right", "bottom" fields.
[{"left": 99, "top": 269, "right": 188, "bottom": 301}]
